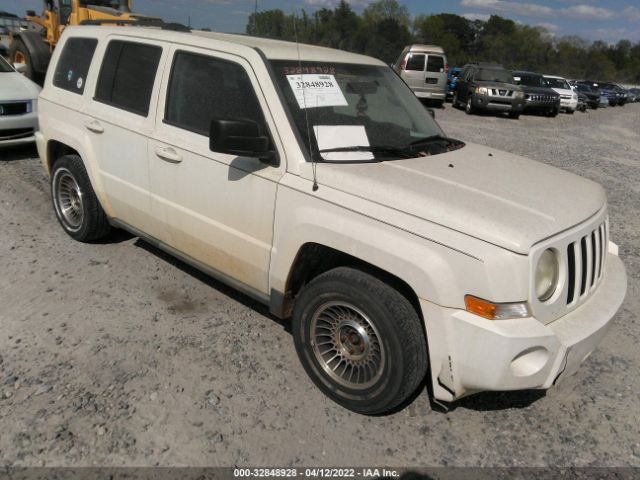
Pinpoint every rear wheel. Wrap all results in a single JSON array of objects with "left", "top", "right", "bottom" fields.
[
  {"left": 51, "top": 155, "right": 111, "bottom": 242},
  {"left": 292, "top": 267, "right": 428, "bottom": 415}
]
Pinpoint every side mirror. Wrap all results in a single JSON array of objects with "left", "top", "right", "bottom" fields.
[
  {"left": 14, "top": 63, "right": 28, "bottom": 74},
  {"left": 210, "top": 118, "right": 274, "bottom": 161}
]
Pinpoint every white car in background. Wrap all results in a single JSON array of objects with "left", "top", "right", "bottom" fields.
[
  {"left": 544, "top": 75, "right": 578, "bottom": 114},
  {"left": 0, "top": 54, "right": 40, "bottom": 147}
]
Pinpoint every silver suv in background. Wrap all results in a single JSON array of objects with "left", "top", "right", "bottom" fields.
[{"left": 394, "top": 44, "right": 447, "bottom": 107}]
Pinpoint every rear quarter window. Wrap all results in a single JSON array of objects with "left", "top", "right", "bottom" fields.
[
  {"left": 53, "top": 37, "right": 98, "bottom": 94},
  {"left": 95, "top": 40, "right": 162, "bottom": 116}
]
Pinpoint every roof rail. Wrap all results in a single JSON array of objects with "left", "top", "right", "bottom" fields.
[{"left": 79, "top": 18, "right": 191, "bottom": 32}]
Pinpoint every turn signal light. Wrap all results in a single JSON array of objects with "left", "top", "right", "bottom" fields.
[{"left": 465, "top": 295, "right": 530, "bottom": 320}]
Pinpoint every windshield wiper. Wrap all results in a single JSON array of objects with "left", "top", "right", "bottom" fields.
[
  {"left": 317, "top": 145, "right": 416, "bottom": 159},
  {"left": 408, "top": 135, "right": 457, "bottom": 147}
]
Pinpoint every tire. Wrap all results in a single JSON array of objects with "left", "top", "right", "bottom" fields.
[
  {"left": 567, "top": 109, "right": 575, "bottom": 115},
  {"left": 9, "top": 39, "right": 35, "bottom": 81},
  {"left": 51, "top": 155, "right": 111, "bottom": 242},
  {"left": 434, "top": 100, "right": 445, "bottom": 109},
  {"left": 508, "top": 111, "right": 520, "bottom": 119},
  {"left": 452, "top": 92, "right": 460, "bottom": 108},
  {"left": 292, "top": 267, "right": 428, "bottom": 415},
  {"left": 548, "top": 107, "right": 559, "bottom": 117},
  {"left": 465, "top": 97, "right": 475, "bottom": 115}
]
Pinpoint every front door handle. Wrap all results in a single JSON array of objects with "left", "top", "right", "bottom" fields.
[
  {"left": 155, "top": 146, "right": 183, "bottom": 164},
  {"left": 85, "top": 119, "right": 104, "bottom": 134}
]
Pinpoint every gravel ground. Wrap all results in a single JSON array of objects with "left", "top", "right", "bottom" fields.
[{"left": 0, "top": 103, "right": 638, "bottom": 468}]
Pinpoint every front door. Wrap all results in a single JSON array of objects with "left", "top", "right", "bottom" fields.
[{"left": 148, "top": 47, "right": 284, "bottom": 296}]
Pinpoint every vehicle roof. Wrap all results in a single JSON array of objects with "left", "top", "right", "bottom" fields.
[
  {"left": 62, "top": 26, "right": 385, "bottom": 66},
  {"left": 406, "top": 44, "right": 445, "bottom": 54},
  {"left": 543, "top": 75, "right": 566, "bottom": 80},
  {"left": 513, "top": 70, "right": 542, "bottom": 76}
]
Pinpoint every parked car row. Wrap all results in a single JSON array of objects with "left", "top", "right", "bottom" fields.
[{"left": 393, "top": 44, "right": 638, "bottom": 120}]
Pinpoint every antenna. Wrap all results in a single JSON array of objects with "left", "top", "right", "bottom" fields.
[{"left": 293, "top": 12, "right": 319, "bottom": 192}]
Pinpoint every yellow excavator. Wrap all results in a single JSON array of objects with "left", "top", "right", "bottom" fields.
[{"left": 11, "top": 0, "right": 156, "bottom": 82}]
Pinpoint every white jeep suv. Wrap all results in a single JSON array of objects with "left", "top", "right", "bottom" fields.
[{"left": 36, "top": 26, "right": 627, "bottom": 414}]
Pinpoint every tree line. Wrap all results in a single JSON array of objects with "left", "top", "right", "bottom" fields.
[{"left": 245, "top": 0, "right": 640, "bottom": 84}]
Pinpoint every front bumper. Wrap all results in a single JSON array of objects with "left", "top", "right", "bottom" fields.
[
  {"left": 0, "top": 109, "right": 38, "bottom": 147},
  {"left": 524, "top": 99, "right": 559, "bottom": 112},
  {"left": 560, "top": 98, "right": 578, "bottom": 111},
  {"left": 413, "top": 89, "right": 446, "bottom": 100},
  {"left": 422, "top": 252, "right": 627, "bottom": 402},
  {"left": 473, "top": 95, "right": 525, "bottom": 112}
]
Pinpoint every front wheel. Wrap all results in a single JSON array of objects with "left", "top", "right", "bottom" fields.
[
  {"left": 465, "top": 97, "right": 475, "bottom": 115},
  {"left": 508, "top": 111, "right": 520, "bottom": 119},
  {"left": 292, "top": 267, "right": 428, "bottom": 415},
  {"left": 51, "top": 155, "right": 111, "bottom": 242}
]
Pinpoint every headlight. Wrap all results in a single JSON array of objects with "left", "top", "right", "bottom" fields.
[
  {"left": 535, "top": 249, "right": 559, "bottom": 302},
  {"left": 514, "top": 91, "right": 525, "bottom": 99},
  {"left": 476, "top": 87, "right": 488, "bottom": 95}
]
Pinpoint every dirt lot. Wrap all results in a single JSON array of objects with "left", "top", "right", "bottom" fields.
[{"left": 0, "top": 104, "right": 638, "bottom": 468}]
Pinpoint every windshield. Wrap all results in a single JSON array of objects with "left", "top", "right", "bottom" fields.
[
  {"left": 516, "top": 73, "right": 545, "bottom": 87},
  {"left": 545, "top": 77, "right": 570, "bottom": 90},
  {"left": 0, "top": 55, "right": 13, "bottom": 73},
  {"left": 476, "top": 68, "right": 514, "bottom": 84},
  {"left": 270, "top": 60, "right": 461, "bottom": 162},
  {"left": 80, "top": 0, "right": 127, "bottom": 9}
]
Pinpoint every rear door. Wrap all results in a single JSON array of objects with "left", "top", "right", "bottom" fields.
[
  {"left": 401, "top": 52, "right": 426, "bottom": 90},
  {"left": 425, "top": 54, "right": 446, "bottom": 95},
  {"left": 86, "top": 37, "right": 168, "bottom": 238}
]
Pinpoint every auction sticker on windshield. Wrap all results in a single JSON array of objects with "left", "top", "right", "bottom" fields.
[{"left": 286, "top": 74, "right": 348, "bottom": 109}]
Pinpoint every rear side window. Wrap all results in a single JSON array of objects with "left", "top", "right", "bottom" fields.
[
  {"left": 95, "top": 40, "right": 162, "bottom": 116},
  {"left": 53, "top": 37, "right": 98, "bottom": 94},
  {"left": 405, "top": 54, "right": 425, "bottom": 71},
  {"left": 165, "top": 52, "right": 266, "bottom": 136},
  {"left": 426, "top": 55, "right": 444, "bottom": 73}
]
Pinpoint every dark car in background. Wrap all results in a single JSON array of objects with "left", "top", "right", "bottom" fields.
[
  {"left": 629, "top": 88, "right": 640, "bottom": 102},
  {"left": 453, "top": 63, "right": 525, "bottom": 118},
  {"left": 574, "top": 83, "right": 601, "bottom": 109},
  {"left": 446, "top": 66, "right": 462, "bottom": 101},
  {"left": 513, "top": 71, "right": 560, "bottom": 116},
  {"left": 580, "top": 81, "right": 619, "bottom": 106}
]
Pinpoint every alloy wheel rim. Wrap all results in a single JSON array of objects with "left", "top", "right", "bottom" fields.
[
  {"left": 54, "top": 169, "right": 84, "bottom": 232},
  {"left": 310, "top": 301, "right": 385, "bottom": 390}
]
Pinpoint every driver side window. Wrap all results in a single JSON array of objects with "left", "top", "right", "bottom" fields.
[{"left": 165, "top": 51, "right": 267, "bottom": 137}]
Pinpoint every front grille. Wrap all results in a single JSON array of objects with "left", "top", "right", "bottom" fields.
[
  {"left": 0, "top": 102, "right": 29, "bottom": 116},
  {"left": 566, "top": 221, "right": 607, "bottom": 305},
  {"left": 490, "top": 89, "right": 513, "bottom": 97},
  {"left": 527, "top": 94, "right": 556, "bottom": 102},
  {"left": 0, "top": 128, "right": 34, "bottom": 140}
]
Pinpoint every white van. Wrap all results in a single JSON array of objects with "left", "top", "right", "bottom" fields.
[{"left": 394, "top": 44, "right": 448, "bottom": 107}]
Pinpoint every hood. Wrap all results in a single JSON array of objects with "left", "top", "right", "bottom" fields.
[
  {"left": 0, "top": 72, "right": 41, "bottom": 100},
  {"left": 476, "top": 80, "right": 521, "bottom": 91},
  {"left": 520, "top": 85, "right": 558, "bottom": 96},
  {"left": 551, "top": 87, "right": 575, "bottom": 97},
  {"left": 311, "top": 143, "right": 605, "bottom": 254}
]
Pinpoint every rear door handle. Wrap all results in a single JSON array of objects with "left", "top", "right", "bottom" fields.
[
  {"left": 155, "top": 146, "right": 183, "bottom": 164},
  {"left": 85, "top": 119, "right": 104, "bottom": 134}
]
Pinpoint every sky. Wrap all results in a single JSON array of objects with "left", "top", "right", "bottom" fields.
[{"left": 2, "top": 0, "right": 639, "bottom": 43}]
